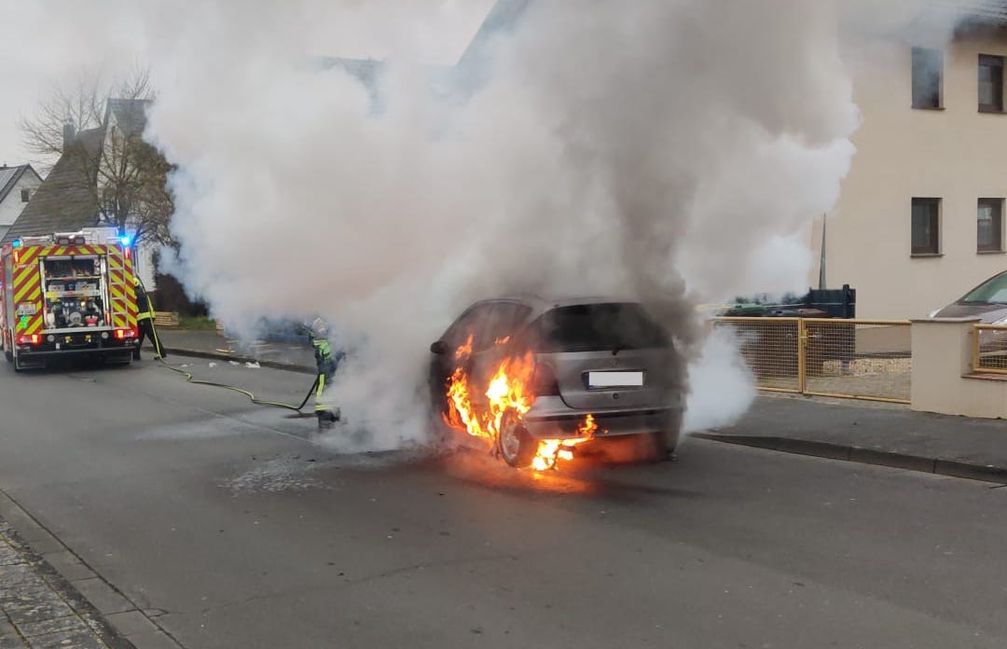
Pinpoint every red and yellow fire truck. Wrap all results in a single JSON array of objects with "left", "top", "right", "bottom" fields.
[{"left": 1, "top": 228, "right": 140, "bottom": 370}]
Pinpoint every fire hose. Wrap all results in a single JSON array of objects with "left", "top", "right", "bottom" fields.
[{"left": 156, "top": 356, "right": 319, "bottom": 414}]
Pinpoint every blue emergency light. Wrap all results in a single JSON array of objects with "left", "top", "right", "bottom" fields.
[
  {"left": 11, "top": 239, "right": 22, "bottom": 249},
  {"left": 119, "top": 235, "right": 132, "bottom": 247}
]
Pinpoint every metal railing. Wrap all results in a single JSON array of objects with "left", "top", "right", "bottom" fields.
[
  {"left": 713, "top": 317, "right": 912, "bottom": 404},
  {"left": 972, "top": 324, "right": 1007, "bottom": 375}
]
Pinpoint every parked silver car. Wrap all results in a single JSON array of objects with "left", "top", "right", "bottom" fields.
[
  {"left": 931, "top": 270, "right": 1007, "bottom": 323},
  {"left": 429, "top": 297, "right": 684, "bottom": 467}
]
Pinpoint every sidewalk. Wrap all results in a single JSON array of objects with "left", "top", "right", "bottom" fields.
[
  {"left": 0, "top": 516, "right": 125, "bottom": 649},
  {"left": 697, "top": 395, "right": 1007, "bottom": 484},
  {"left": 151, "top": 329, "right": 315, "bottom": 373}
]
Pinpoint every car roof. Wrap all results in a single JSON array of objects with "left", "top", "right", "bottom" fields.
[{"left": 474, "top": 295, "right": 642, "bottom": 318}]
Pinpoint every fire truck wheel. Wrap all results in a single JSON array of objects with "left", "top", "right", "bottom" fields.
[{"left": 498, "top": 413, "right": 535, "bottom": 468}]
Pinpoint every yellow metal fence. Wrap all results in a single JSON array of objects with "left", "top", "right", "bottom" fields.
[
  {"left": 973, "top": 324, "right": 1007, "bottom": 375},
  {"left": 713, "top": 318, "right": 912, "bottom": 404}
]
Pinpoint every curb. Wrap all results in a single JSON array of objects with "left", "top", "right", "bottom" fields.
[
  {"left": 160, "top": 347, "right": 316, "bottom": 376},
  {"left": 692, "top": 432, "right": 1007, "bottom": 485}
]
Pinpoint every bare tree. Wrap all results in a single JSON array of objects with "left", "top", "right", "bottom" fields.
[{"left": 18, "top": 68, "right": 176, "bottom": 246}]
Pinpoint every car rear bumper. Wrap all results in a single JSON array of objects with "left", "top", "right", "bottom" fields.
[{"left": 523, "top": 397, "right": 682, "bottom": 440}]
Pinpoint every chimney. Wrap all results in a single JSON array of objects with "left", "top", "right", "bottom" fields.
[{"left": 62, "top": 122, "right": 76, "bottom": 151}]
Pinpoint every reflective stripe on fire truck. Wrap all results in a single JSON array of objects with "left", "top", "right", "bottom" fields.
[
  {"left": 106, "top": 246, "right": 138, "bottom": 329},
  {"left": 11, "top": 247, "right": 43, "bottom": 336}
]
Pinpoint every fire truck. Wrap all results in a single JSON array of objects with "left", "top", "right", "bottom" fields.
[{"left": 1, "top": 228, "right": 140, "bottom": 371}]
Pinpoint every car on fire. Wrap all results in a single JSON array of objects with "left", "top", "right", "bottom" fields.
[{"left": 428, "top": 297, "right": 684, "bottom": 468}]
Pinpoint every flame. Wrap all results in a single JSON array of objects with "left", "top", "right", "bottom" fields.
[
  {"left": 455, "top": 334, "right": 474, "bottom": 360},
  {"left": 443, "top": 344, "right": 596, "bottom": 472},
  {"left": 531, "top": 415, "right": 598, "bottom": 471}
]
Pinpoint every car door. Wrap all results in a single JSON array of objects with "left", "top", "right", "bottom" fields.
[
  {"left": 428, "top": 302, "right": 498, "bottom": 412},
  {"left": 465, "top": 302, "right": 534, "bottom": 405}
]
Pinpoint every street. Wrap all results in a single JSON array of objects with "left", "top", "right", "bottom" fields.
[{"left": 0, "top": 358, "right": 1005, "bottom": 648}]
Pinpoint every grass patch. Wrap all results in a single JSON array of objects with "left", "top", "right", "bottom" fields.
[{"left": 177, "top": 315, "right": 218, "bottom": 331}]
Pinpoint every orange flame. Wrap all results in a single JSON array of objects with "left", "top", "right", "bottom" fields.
[
  {"left": 531, "top": 415, "right": 598, "bottom": 471},
  {"left": 454, "top": 334, "right": 474, "bottom": 361},
  {"left": 444, "top": 343, "right": 596, "bottom": 472}
]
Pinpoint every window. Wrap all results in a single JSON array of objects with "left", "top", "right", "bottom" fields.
[
  {"left": 912, "top": 47, "right": 943, "bottom": 109},
  {"left": 978, "top": 55, "right": 1004, "bottom": 112},
  {"left": 532, "top": 303, "right": 670, "bottom": 353},
  {"left": 962, "top": 271, "right": 1007, "bottom": 304},
  {"left": 20, "top": 189, "right": 29, "bottom": 203},
  {"left": 978, "top": 198, "right": 1004, "bottom": 252},
  {"left": 442, "top": 303, "right": 496, "bottom": 350},
  {"left": 911, "top": 198, "right": 941, "bottom": 255}
]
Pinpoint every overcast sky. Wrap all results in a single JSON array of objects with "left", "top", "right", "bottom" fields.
[{"left": 0, "top": 0, "right": 496, "bottom": 171}]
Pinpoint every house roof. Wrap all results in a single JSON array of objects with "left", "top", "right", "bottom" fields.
[
  {"left": 105, "top": 98, "right": 149, "bottom": 137},
  {"left": 456, "top": 0, "right": 533, "bottom": 68},
  {"left": 954, "top": 0, "right": 1007, "bottom": 23},
  {"left": 0, "top": 165, "right": 41, "bottom": 209},
  {"left": 1, "top": 128, "right": 105, "bottom": 244}
]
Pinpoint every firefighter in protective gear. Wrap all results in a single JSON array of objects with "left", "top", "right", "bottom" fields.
[
  {"left": 133, "top": 276, "right": 166, "bottom": 360},
  {"left": 309, "top": 317, "right": 341, "bottom": 429}
]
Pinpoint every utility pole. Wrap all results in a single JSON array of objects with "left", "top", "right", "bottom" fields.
[{"left": 818, "top": 213, "right": 827, "bottom": 290}]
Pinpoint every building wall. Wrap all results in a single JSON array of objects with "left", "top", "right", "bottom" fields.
[
  {"left": 134, "top": 242, "right": 158, "bottom": 294},
  {"left": 0, "top": 172, "right": 42, "bottom": 227},
  {"left": 826, "top": 31, "right": 1007, "bottom": 319}
]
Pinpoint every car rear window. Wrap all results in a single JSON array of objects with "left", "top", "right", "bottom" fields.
[
  {"left": 962, "top": 272, "right": 1007, "bottom": 305},
  {"left": 532, "top": 303, "right": 670, "bottom": 353}
]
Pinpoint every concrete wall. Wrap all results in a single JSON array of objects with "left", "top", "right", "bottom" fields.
[
  {"left": 911, "top": 318, "right": 1007, "bottom": 419},
  {"left": 822, "top": 31, "right": 1007, "bottom": 319},
  {"left": 0, "top": 172, "right": 42, "bottom": 227}
]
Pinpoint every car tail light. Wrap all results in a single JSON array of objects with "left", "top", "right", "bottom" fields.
[
  {"left": 114, "top": 327, "right": 137, "bottom": 340},
  {"left": 532, "top": 363, "right": 561, "bottom": 396},
  {"left": 16, "top": 334, "right": 41, "bottom": 346}
]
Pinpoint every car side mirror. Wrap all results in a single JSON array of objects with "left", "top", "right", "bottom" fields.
[{"left": 430, "top": 340, "right": 449, "bottom": 355}]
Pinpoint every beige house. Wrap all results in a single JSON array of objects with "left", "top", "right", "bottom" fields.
[{"left": 816, "top": 20, "right": 1007, "bottom": 319}]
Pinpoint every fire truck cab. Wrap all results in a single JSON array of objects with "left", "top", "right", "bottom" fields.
[{"left": 1, "top": 227, "right": 140, "bottom": 371}]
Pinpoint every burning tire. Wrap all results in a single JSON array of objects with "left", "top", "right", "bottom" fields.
[{"left": 498, "top": 412, "right": 536, "bottom": 468}]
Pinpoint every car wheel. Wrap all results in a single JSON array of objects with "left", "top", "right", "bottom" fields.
[{"left": 498, "top": 412, "right": 536, "bottom": 468}]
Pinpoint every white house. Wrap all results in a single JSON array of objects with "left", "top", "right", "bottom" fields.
[{"left": 0, "top": 164, "right": 42, "bottom": 241}]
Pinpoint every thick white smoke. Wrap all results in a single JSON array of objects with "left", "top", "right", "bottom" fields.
[{"left": 140, "top": 0, "right": 863, "bottom": 449}]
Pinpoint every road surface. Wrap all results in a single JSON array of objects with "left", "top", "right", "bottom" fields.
[{"left": 0, "top": 357, "right": 1004, "bottom": 648}]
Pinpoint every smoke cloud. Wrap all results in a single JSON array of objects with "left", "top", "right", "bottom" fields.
[{"left": 144, "top": 0, "right": 862, "bottom": 449}]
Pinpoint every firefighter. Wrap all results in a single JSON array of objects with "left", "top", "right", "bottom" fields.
[
  {"left": 309, "top": 317, "right": 342, "bottom": 429},
  {"left": 133, "top": 276, "right": 166, "bottom": 360}
]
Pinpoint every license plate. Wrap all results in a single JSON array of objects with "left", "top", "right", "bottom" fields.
[{"left": 588, "top": 371, "right": 644, "bottom": 388}]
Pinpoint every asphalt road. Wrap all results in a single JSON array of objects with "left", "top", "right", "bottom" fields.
[{"left": 0, "top": 356, "right": 1005, "bottom": 649}]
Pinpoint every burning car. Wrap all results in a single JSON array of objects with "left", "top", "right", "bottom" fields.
[{"left": 429, "top": 297, "right": 684, "bottom": 470}]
